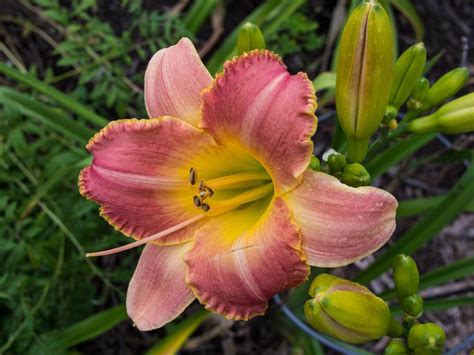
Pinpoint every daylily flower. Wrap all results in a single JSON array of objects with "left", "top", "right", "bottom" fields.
[{"left": 79, "top": 38, "right": 398, "bottom": 331}]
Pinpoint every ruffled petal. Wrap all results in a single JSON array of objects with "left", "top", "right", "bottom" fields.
[
  {"left": 78, "top": 117, "right": 217, "bottom": 245},
  {"left": 126, "top": 242, "right": 194, "bottom": 330},
  {"left": 185, "top": 197, "right": 309, "bottom": 320},
  {"left": 200, "top": 50, "right": 317, "bottom": 195},
  {"left": 145, "top": 38, "right": 212, "bottom": 126},
  {"left": 284, "top": 170, "right": 397, "bottom": 267}
]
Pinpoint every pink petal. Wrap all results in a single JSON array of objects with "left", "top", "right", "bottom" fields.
[
  {"left": 185, "top": 198, "right": 309, "bottom": 320},
  {"left": 78, "top": 117, "right": 216, "bottom": 245},
  {"left": 200, "top": 50, "right": 317, "bottom": 195},
  {"left": 284, "top": 170, "right": 398, "bottom": 267},
  {"left": 127, "top": 242, "right": 195, "bottom": 330},
  {"left": 145, "top": 38, "right": 212, "bottom": 126}
]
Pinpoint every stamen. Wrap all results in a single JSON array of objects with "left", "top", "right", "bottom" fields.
[
  {"left": 209, "top": 183, "right": 273, "bottom": 214},
  {"left": 86, "top": 214, "right": 204, "bottom": 257},
  {"left": 200, "top": 203, "right": 210, "bottom": 212},
  {"left": 206, "top": 171, "right": 271, "bottom": 190},
  {"left": 193, "top": 196, "right": 202, "bottom": 207},
  {"left": 188, "top": 167, "right": 197, "bottom": 185}
]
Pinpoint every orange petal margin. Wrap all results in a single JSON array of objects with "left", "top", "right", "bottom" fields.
[
  {"left": 284, "top": 170, "right": 398, "bottom": 267},
  {"left": 126, "top": 242, "right": 195, "bottom": 330},
  {"left": 78, "top": 117, "right": 216, "bottom": 245},
  {"left": 200, "top": 50, "right": 317, "bottom": 196},
  {"left": 144, "top": 37, "right": 212, "bottom": 126},
  {"left": 184, "top": 198, "right": 309, "bottom": 320}
]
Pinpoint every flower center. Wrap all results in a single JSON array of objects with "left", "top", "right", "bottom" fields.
[{"left": 188, "top": 168, "right": 273, "bottom": 215}]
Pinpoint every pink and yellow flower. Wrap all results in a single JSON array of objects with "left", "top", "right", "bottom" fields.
[{"left": 79, "top": 38, "right": 397, "bottom": 331}]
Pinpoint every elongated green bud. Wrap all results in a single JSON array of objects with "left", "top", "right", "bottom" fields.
[
  {"left": 237, "top": 22, "right": 266, "bottom": 54},
  {"left": 393, "top": 254, "right": 419, "bottom": 303},
  {"left": 408, "top": 323, "right": 445, "bottom": 354},
  {"left": 309, "top": 156, "right": 321, "bottom": 171},
  {"left": 408, "top": 93, "right": 474, "bottom": 134},
  {"left": 403, "top": 294, "right": 423, "bottom": 318},
  {"left": 384, "top": 338, "right": 409, "bottom": 355},
  {"left": 341, "top": 163, "right": 371, "bottom": 187},
  {"left": 421, "top": 67, "right": 469, "bottom": 110},
  {"left": 305, "top": 274, "right": 391, "bottom": 344},
  {"left": 336, "top": 0, "right": 394, "bottom": 162},
  {"left": 390, "top": 43, "right": 426, "bottom": 110},
  {"left": 327, "top": 153, "right": 347, "bottom": 173},
  {"left": 407, "top": 77, "right": 430, "bottom": 110}
]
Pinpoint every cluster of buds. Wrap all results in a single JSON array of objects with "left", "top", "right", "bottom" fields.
[{"left": 327, "top": 153, "right": 371, "bottom": 187}]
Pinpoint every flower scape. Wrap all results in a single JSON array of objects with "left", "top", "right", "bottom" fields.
[{"left": 78, "top": 38, "right": 398, "bottom": 331}]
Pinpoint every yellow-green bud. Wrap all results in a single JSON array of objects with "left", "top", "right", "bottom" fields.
[
  {"left": 384, "top": 105, "right": 398, "bottom": 123},
  {"left": 335, "top": 0, "right": 394, "bottom": 162},
  {"left": 384, "top": 338, "right": 409, "bottom": 355},
  {"left": 408, "top": 93, "right": 474, "bottom": 134},
  {"left": 327, "top": 153, "right": 347, "bottom": 173},
  {"left": 421, "top": 67, "right": 469, "bottom": 110},
  {"left": 408, "top": 323, "right": 446, "bottom": 354},
  {"left": 237, "top": 22, "right": 266, "bottom": 54},
  {"left": 403, "top": 294, "right": 423, "bottom": 318},
  {"left": 393, "top": 254, "right": 419, "bottom": 303},
  {"left": 407, "top": 77, "right": 430, "bottom": 110},
  {"left": 341, "top": 163, "right": 371, "bottom": 187},
  {"left": 390, "top": 43, "right": 427, "bottom": 110},
  {"left": 387, "top": 317, "right": 404, "bottom": 337},
  {"left": 304, "top": 274, "right": 391, "bottom": 344},
  {"left": 309, "top": 156, "right": 321, "bottom": 171}
]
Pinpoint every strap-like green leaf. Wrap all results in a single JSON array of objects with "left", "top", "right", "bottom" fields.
[
  {"left": 389, "top": 0, "right": 424, "bottom": 41},
  {"left": 0, "top": 63, "right": 107, "bottom": 127},
  {"left": 183, "top": 0, "right": 218, "bottom": 35},
  {"left": 313, "top": 72, "right": 336, "bottom": 92},
  {"left": 0, "top": 87, "right": 93, "bottom": 143},
  {"left": 355, "top": 164, "right": 474, "bottom": 284},
  {"left": 145, "top": 309, "right": 210, "bottom": 355},
  {"left": 397, "top": 195, "right": 474, "bottom": 218}
]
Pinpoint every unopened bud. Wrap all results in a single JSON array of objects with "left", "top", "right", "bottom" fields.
[
  {"left": 384, "top": 105, "right": 398, "bottom": 123},
  {"left": 408, "top": 93, "right": 474, "bottom": 134},
  {"left": 327, "top": 153, "right": 347, "bottom": 173},
  {"left": 341, "top": 163, "right": 371, "bottom": 187},
  {"left": 388, "top": 119, "right": 398, "bottom": 130},
  {"left": 408, "top": 323, "right": 446, "bottom": 354},
  {"left": 237, "top": 22, "right": 266, "bottom": 54},
  {"left": 309, "top": 156, "right": 321, "bottom": 171},
  {"left": 393, "top": 254, "right": 419, "bottom": 303},
  {"left": 387, "top": 317, "right": 404, "bottom": 337},
  {"left": 305, "top": 274, "right": 391, "bottom": 344},
  {"left": 390, "top": 43, "right": 426, "bottom": 110},
  {"left": 384, "top": 338, "right": 409, "bottom": 355},
  {"left": 403, "top": 294, "right": 423, "bottom": 318},
  {"left": 407, "top": 77, "right": 430, "bottom": 110},
  {"left": 336, "top": 0, "right": 394, "bottom": 162},
  {"left": 421, "top": 67, "right": 469, "bottom": 110}
]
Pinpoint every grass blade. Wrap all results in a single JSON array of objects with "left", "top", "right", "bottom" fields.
[
  {"left": 366, "top": 133, "right": 436, "bottom": 178},
  {"left": 381, "top": 256, "right": 474, "bottom": 300},
  {"left": 183, "top": 0, "right": 218, "bottom": 35},
  {"left": 39, "top": 305, "right": 127, "bottom": 349},
  {"left": 391, "top": 296, "right": 474, "bottom": 316},
  {"left": 0, "top": 63, "right": 108, "bottom": 127},
  {"left": 145, "top": 309, "right": 210, "bottom": 355},
  {"left": 355, "top": 164, "right": 474, "bottom": 284},
  {"left": 389, "top": 0, "right": 424, "bottom": 41},
  {"left": 397, "top": 195, "right": 474, "bottom": 218},
  {"left": 0, "top": 87, "right": 92, "bottom": 143},
  {"left": 313, "top": 71, "right": 336, "bottom": 92}
]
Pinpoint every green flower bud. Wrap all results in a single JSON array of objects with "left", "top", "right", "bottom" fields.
[
  {"left": 403, "top": 294, "right": 423, "bottom": 318},
  {"left": 305, "top": 274, "right": 391, "bottom": 344},
  {"left": 341, "top": 163, "right": 371, "bottom": 187},
  {"left": 309, "top": 156, "right": 321, "bottom": 171},
  {"left": 237, "top": 22, "right": 266, "bottom": 54},
  {"left": 409, "top": 93, "right": 474, "bottom": 135},
  {"left": 384, "top": 338, "right": 409, "bottom": 355},
  {"left": 387, "top": 317, "right": 404, "bottom": 337},
  {"left": 393, "top": 254, "right": 419, "bottom": 303},
  {"left": 407, "top": 77, "right": 430, "bottom": 110},
  {"left": 408, "top": 323, "right": 446, "bottom": 354},
  {"left": 390, "top": 43, "right": 427, "bottom": 110},
  {"left": 384, "top": 105, "right": 398, "bottom": 123},
  {"left": 335, "top": 0, "right": 394, "bottom": 162},
  {"left": 327, "top": 153, "right": 347, "bottom": 173},
  {"left": 421, "top": 67, "right": 469, "bottom": 110}
]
